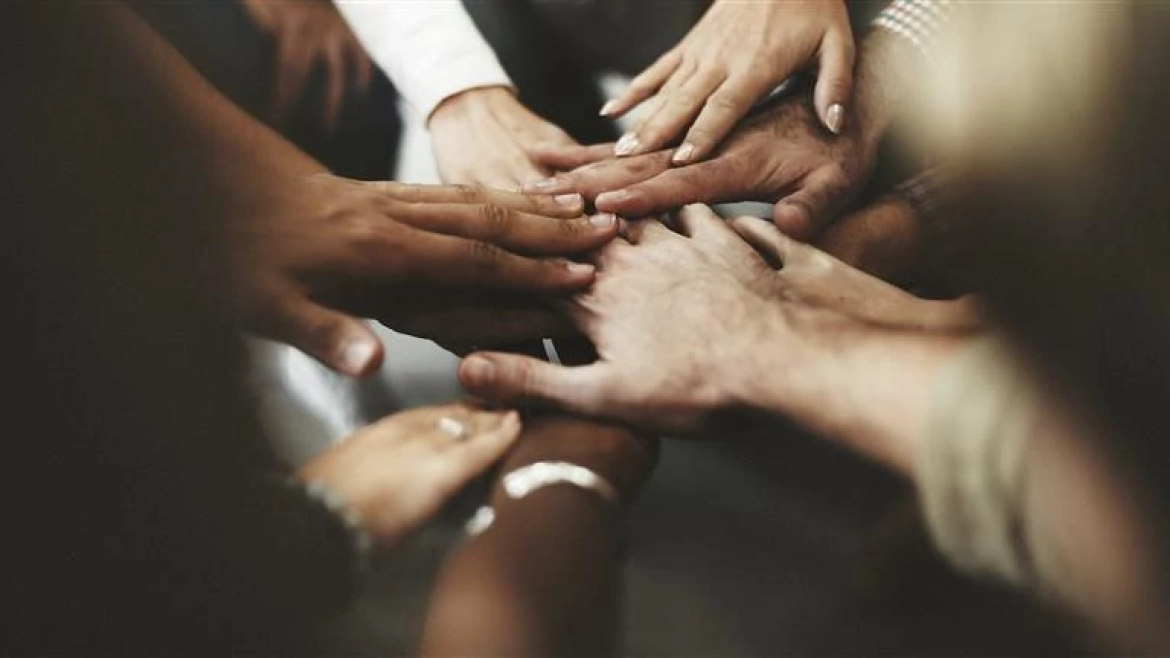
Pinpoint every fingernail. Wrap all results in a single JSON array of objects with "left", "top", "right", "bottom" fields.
[
  {"left": 614, "top": 132, "right": 641, "bottom": 157},
  {"left": 341, "top": 339, "right": 377, "bottom": 375},
  {"left": 590, "top": 213, "right": 617, "bottom": 228},
  {"left": 525, "top": 177, "right": 559, "bottom": 192},
  {"left": 502, "top": 410, "right": 521, "bottom": 429},
  {"left": 555, "top": 193, "right": 583, "bottom": 207},
  {"left": 461, "top": 356, "right": 496, "bottom": 386},
  {"left": 826, "top": 103, "right": 845, "bottom": 135},
  {"left": 599, "top": 100, "right": 619, "bottom": 117},
  {"left": 672, "top": 142, "right": 696, "bottom": 164},
  {"left": 596, "top": 190, "right": 630, "bottom": 209},
  {"left": 566, "top": 261, "right": 595, "bottom": 276}
]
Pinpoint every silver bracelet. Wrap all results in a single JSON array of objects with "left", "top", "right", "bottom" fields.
[
  {"left": 503, "top": 461, "right": 621, "bottom": 506},
  {"left": 463, "top": 462, "right": 621, "bottom": 538}
]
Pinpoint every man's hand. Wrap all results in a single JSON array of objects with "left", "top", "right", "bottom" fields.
[
  {"left": 603, "top": 0, "right": 855, "bottom": 163},
  {"left": 428, "top": 87, "right": 583, "bottom": 194},
  {"left": 298, "top": 404, "right": 521, "bottom": 548},
  {"left": 528, "top": 93, "right": 876, "bottom": 240},
  {"left": 228, "top": 174, "right": 619, "bottom": 376},
  {"left": 241, "top": 0, "right": 373, "bottom": 131},
  {"left": 458, "top": 205, "right": 792, "bottom": 432},
  {"left": 457, "top": 205, "right": 975, "bottom": 432}
]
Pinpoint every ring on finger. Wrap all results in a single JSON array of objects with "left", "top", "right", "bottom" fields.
[{"left": 436, "top": 416, "right": 469, "bottom": 442}]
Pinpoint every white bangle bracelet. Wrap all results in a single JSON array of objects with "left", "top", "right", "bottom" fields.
[
  {"left": 503, "top": 461, "right": 621, "bottom": 507},
  {"left": 463, "top": 462, "right": 621, "bottom": 538}
]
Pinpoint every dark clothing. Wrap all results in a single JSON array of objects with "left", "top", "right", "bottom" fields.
[
  {"left": 134, "top": 0, "right": 400, "bottom": 180},
  {"left": 0, "top": 5, "right": 355, "bottom": 653}
]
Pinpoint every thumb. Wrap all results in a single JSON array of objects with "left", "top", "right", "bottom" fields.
[
  {"left": 772, "top": 169, "right": 852, "bottom": 240},
  {"left": 459, "top": 352, "right": 610, "bottom": 414},
  {"left": 814, "top": 33, "right": 855, "bottom": 135},
  {"left": 269, "top": 298, "right": 384, "bottom": 377}
]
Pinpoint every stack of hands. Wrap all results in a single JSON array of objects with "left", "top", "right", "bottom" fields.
[{"left": 237, "top": 0, "right": 963, "bottom": 553}]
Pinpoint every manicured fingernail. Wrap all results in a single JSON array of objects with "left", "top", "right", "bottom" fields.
[
  {"left": 590, "top": 213, "right": 617, "bottom": 228},
  {"left": 525, "top": 177, "right": 558, "bottom": 192},
  {"left": 555, "top": 193, "right": 583, "bottom": 207},
  {"left": 826, "top": 103, "right": 845, "bottom": 135},
  {"left": 566, "top": 261, "right": 595, "bottom": 276},
  {"left": 341, "top": 339, "right": 377, "bottom": 375},
  {"left": 672, "top": 142, "right": 696, "bottom": 164},
  {"left": 614, "top": 132, "right": 640, "bottom": 156},
  {"left": 461, "top": 356, "right": 495, "bottom": 386},
  {"left": 600, "top": 100, "right": 619, "bottom": 117}
]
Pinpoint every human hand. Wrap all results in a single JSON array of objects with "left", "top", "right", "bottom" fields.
[
  {"left": 728, "top": 214, "right": 982, "bottom": 331},
  {"left": 241, "top": 0, "right": 374, "bottom": 131},
  {"left": 528, "top": 92, "right": 877, "bottom": 240},
  {"left": 297, "top": 403, "right": 521, "bottom": 548},
  {"left": 458, "top": 205, "right": 793, "bottom": 433},
  {"left": 428, "top": 87, "right": 582, "bottom": 192},
  {"left": 603, "top": 0, "right": 854, "bottom": 163},
  {"left": 228, "top": 173, "right": 618, "bottom": 376}
]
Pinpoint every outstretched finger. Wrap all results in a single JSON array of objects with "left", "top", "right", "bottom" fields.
[
  {"left": 814, "top": 32, "right": 855, "bottom": 135},
  {"left": 625, "top": 69, "right": 725, "bottom": 157},
  {"left": 673, "top": 82, "right": 756, "bottom": 164},
  {"left": 459, "top": 352, "right": 614, "bottom": 416},
  {"left": 601, "top": 50, "right": 682, "bottom": 118},
  {"left": 530, "top": 143, "right": 616, "bottom": 172},
  {"left": 257, "top": 291, "right": 384, "bottom": 378},
  {"left": 728, "top": 215, "right": 800, "bottom": 268}
]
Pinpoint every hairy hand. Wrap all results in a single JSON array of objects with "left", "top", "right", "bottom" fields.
[{"left": 528, "top": 93, "right": 876, "bottom": 240}]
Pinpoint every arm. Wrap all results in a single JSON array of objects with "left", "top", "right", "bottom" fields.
[
  {"left": 422, "top": 417, "right": 656, "bottom": 657},
  {"left": 334, "top": 1, "right": 580, "bottom": 188},
  {"left": 332, "top": 0, "right": 512, "bottom": 122}
]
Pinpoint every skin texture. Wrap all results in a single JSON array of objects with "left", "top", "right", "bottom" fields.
[
  {"left": 423, "top": 417, "right": 656, "bottom": 657},
  {"left": 241, "top": 0, "right": 373, "bottom": 131},
  {"left": 604, "top": 0, "right": 855, "bottom": 163},
  {"left": 74, "top": 1, "right": 616, "bottom": 378},
  {"left": 226, "top": 173, "right": 618, "bottom": 376},
  {"left": 297, "top": 404, "right": 521, "bottom": 548},
  {"left": 428, "top": 86, "right": 583, "bottom": 192},
  {"left": 459, "top": 205, "right": 967, "bottom": 434},
  {"left": 527, "top": 29, "right": 923, "bottom": 240}
]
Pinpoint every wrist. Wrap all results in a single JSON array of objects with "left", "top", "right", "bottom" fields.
[{"left": 427, "top": 85, "right": 517, "bottom": 130}]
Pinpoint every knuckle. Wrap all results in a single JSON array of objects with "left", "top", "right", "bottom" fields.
[
  {"left": 467, "top": 239, "right": 505, "bottom": 270},
  {"left": 706, "top": 94, "right": 745, "bottom": 115},
  {"left": 478, "top": 204, "right": 514, "bottom": 241},
  {"left": 452, "top": 184, "right": 481, "bottom": 204}
]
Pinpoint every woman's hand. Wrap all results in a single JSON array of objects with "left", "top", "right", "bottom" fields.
[
  {"left": 602, "top": 0, "right": 854, "bottom": 163},
  {"left": 297, "top": 404, "right": 521, "bottom": 548},
  {"left": 528, "top": 93, "right": 875, "bottom": 240},
  {"left": 227, "top": 173, "right": 618, "bottom": 376},
  {"left": 428, "top": 87, "right": 582, "bottom": 192},
  {"left": 241, "top": 0, "right": 374, "bottom": 131}
]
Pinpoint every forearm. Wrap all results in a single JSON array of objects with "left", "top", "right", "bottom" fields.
[
  {"left": 736, "top": 315, "right": 967, "bottom": 476},
  {"left": 29, "top": 2, "right": 322, "bottom": 187},
  {"left": 422, "top": 418, "right": 653, "bottom": 657},
  {"left": 333, "top": 0, "right": 512, "bottom": 121}
]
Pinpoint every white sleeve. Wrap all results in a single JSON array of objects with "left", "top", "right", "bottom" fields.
[{"left": 334, "top": 1, "right": 514, "bottom": 121}]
